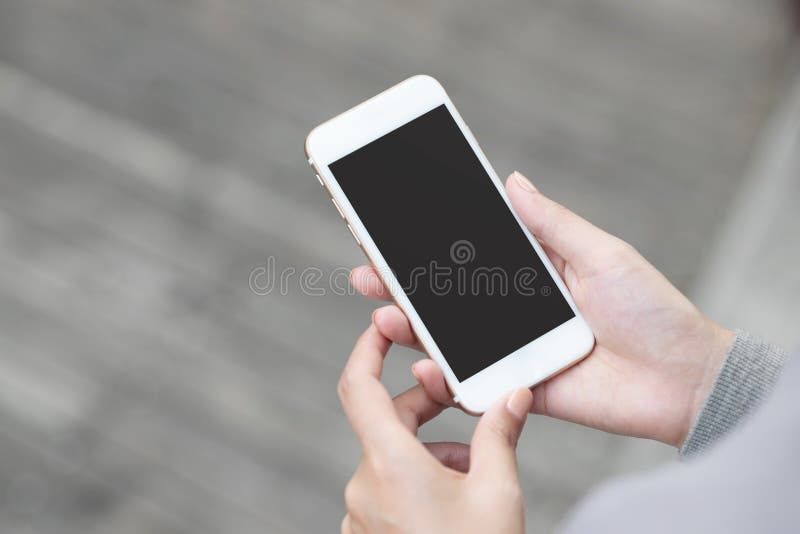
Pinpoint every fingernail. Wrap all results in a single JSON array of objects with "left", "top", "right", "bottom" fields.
[
  {"left": 506, "top": 388, "right": 532, "bottom": 421},
  {"left": 512, "top": 171, "right": 537, "bottom": 193},
  {"left": 371, "top": 308, "right": 380, "bottom": 324}
]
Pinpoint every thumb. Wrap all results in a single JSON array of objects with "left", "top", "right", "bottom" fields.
[
  {"left": 469, "top": 388, "right": 533, "bottom": 481},
  {"left": 506, "top": 172, "right": 617, "bottom": 276}
]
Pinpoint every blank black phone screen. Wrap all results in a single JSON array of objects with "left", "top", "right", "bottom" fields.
[{"left": 329, "top": 104, "right": 574, "bottom": 381}]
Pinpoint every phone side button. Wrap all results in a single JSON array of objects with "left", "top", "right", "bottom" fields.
[
  {"left": 346, "top": 224, "right": 361, "bottom": 246},
  {"left": 331, "top": 198, "right": 345, "bottom": 219},
  {"left": 315, "top": 174, "right": 324, "bottom": 186}
]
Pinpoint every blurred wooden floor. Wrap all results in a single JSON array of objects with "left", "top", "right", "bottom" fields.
[{"left": 0, "top": 1, "right": 795, "bottom": 532}]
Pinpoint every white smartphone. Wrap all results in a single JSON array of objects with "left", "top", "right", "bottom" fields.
[{"left": 305, "top": 75, "right": 594, "bottom": 412}]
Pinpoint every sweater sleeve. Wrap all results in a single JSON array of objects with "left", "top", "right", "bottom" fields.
[{"left": 679, "top": 330, "right": 788, "bottom": 458}]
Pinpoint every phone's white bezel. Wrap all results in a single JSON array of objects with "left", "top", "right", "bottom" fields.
[{"left": 306, "top": 75, "right": 595, "bottom": 413}]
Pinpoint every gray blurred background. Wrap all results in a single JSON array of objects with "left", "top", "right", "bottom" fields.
[{"left": 0, "top": 1, "right": 798, "bottom": 532}]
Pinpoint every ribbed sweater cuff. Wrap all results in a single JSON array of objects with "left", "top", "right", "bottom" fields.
[{"left": 679, "top": 330, "right": 788, "bottom": 459}]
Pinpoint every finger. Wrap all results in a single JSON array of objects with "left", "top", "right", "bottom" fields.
[
  {"left": 425, "top": 441, "right": 471, "bottom": 473},
  {"left": 350, "top": 265, "right": 392, "bottom": 301},
  {"left": 411, "top": 359, "right": 456, "bottom": 406},
  {"left": 506, "top": 172, "right": 618, "bottom": 276},
  {"left": 341, "top": 514, "right": 353, "bottom": 534},
  {"left": 373, "top": 305, "right": 424, "bottom": 352},
  {"left": 393, "top": 384, "right": 447, "bottom": 433},
  {"left": 339, "top": 325, "right": 407, "bottom": 451},
  {"left": 537, "top": 238, "right": 566, "bottom": 280},
  {"left": 469, "top": 388, "right": 532, "bottom": 482}
]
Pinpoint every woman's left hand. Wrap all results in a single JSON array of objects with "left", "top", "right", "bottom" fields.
[{"left": 339, "top": 325, "right": 533, "bottom": 534}]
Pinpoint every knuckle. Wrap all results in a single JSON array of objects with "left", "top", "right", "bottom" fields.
[
  {"left": 368, "top": 454, "right": 396, "bottom": 482},
  {"left": 337, "top": 376, "right": 348, "bottom": 402},
  {"left": 478, "top": 478, "right": 522, "bottom": 503},
  {"left": 343, "top": 480, "right": 362, "bottom": 512},
  {"left": 612, "top": 238, "right": 638, "bottom": 260},
  {"left": 594, "top": 238, "right": 639, "bottom": 268},
  {"left": 337, "top": 370, "right": 356, "bottom": 401},
  {"left": 488, "top": 420, "right": 518, "bottom": 448},
  {"left": 541, "top": 202, "right": 566, "bottom": 237}
]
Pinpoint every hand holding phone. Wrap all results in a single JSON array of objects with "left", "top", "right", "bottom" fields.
[{"left": 353, "top": 170, "right": 735, "bottom": 447}]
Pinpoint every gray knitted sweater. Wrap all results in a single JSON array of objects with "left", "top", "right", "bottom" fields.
[
  {"left": 561, "top": 331, "right": 794, "bottom": 533},
  {"left": 680, "top": 330, "right": 788, "bottom": 457}
]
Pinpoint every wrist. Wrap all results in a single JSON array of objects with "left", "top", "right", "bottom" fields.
[{"left": 672, "top": 321, "right": 734, "bottom": 448}]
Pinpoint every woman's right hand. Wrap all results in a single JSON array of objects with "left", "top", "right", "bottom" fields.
[{"left": 350, "top": 171, "right": 733, "bottom": 448}]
